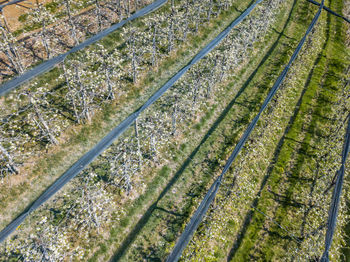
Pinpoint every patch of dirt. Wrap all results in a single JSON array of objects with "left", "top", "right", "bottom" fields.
[
  {"left": 2, "top": 0, "right": 52, "bottom": 31},
  {"left": 0, "top": 0, "right": 143, "bottom": 82}
]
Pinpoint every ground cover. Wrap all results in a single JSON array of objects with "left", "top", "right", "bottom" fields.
[
  {"left": 177, "top": 0, "right": 350, "bottom": 261},
  {"left": 0, "top": 0, "right": 252, "bottom": 231}
]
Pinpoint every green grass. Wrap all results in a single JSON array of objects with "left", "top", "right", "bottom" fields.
[
  {"left": 81, "top": 0, "right": 309, "bottom": 260},
  {"left": 2, "top": 0, "right": 348, "bottom": 260},
  {"left": 13, "top": 0, "right": 101, "bottom": 37},
  {"left": 228, "top": 0, "right": 350, "bottom": 260}
]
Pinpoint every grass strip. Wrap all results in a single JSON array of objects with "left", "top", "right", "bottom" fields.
[{"left": 229, "top": 0, "right": 350, "bottom": 260}]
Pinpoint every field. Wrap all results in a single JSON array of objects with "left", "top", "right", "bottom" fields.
[{"left": 0, "top": 0, "right": 349, "bottom": 261}]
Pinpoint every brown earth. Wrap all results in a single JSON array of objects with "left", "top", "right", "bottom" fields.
[{"left": 1, "top": 0, "right": 52, "bottom": 32}]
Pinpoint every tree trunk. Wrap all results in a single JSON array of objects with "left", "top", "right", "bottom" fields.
[
  {"left": 41, "top": 21, "right": 51, "bottom": 59},
  {"left": 168, "top": 0, "right": 175, "bottom": 52},
  {"left": 30, "top": 95, "right": 58, "bottom": 145},
  {"left": 0, "top": 143, "right": 18, "bottom": 174},
  {"left": 192, "top": 73, "right": 201, "bottom": 110},
  {"left": 0, "top": 25, "right": 24, "bottom": 74},
  {"left": 34, "top": 107, "right": 58, "bottom": 144},
  {"left": 62, "top": 63, "right": 80, "bottom": 121},
  {"left": 172, "top": 97, "right": 178, "bottom": 135},
  {"left": 74, "top": 64, "right": 91, "bottom": 122},
  {"left": 152, "top": 24, "right": 157, "bottom": 67},
  {"left": 134, "top": 118, "right": 142, "bottom": 169},
  {"left": 207, "top": 0, "right": 213, "bottom": 21},
  {"left": 183, "top": 4, "right": 189, "bottom": 40},
  {"left": 95, "top": 0, "right": 103, "bottom": 32},
  {"left": 105, "top": 66, "right": 115, "bottom": 100},
  {"left": 130, "top": 36, "right": 138, "bottom": 83},
  {"left": 64, "top": 0, "right": 79, "bottom": 45},
  {"left": 195, "top": 5, "right": 201, "bottom": 33},
  {"left": 168, "top": 16, "right": 174, "bottom": 53},
  {"left": 127, "top": 0, "right": 130, "bottom": 16}
]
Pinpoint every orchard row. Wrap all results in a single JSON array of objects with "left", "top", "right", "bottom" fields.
[
  {"left": 0, "top": 0, "right": 239, "bottom": 179},
  {"left": 0, "top": 0, "right": 284, "bottom": 260}
]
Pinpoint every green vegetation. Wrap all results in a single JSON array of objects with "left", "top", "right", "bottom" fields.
[
  {"left": 178, "top": 0, "right": 350, "bottom": 261},
  {"left": 0, "top": 0, "right": 256, "bottom": 233},
  {"left": 88, "top": 1, "right": 311, "bottom": 260},
  {"left": 0, "top": 0, "right": 349, "bottom": 260},
  {"left": 230, "top": 0, "right": 349, "bottom": 259}
]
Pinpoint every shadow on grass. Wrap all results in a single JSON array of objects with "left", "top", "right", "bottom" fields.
[
  {"left": 110, "top": 62, "right": 252, "bottom": 261},
  {"left": 226, "top": 0, "right": 308, "bottom": 259},
  {"left": 227, "top": 0, "right": 338, "bottom": 258},
  {"left": 110, "top": 3, "right": 294, "bottom": 261},
  {"left": 297, "top": 3, "right": 332, "bottom": 243}
]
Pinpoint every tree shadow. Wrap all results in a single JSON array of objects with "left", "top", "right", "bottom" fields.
[
  {"left": 226, "top": 0, "right": 309, "bottom": 259},
  {"left": 155, "top": 206, "right": 184, "bottom": 217},
  {"left": 0, "top": 57, "right": 17, "bottom": 74},
  {"left": 22, "top": 43, "right": 44, "bottom": 62},
  {"left": 267, "top": 190, "right": 306, "bottom": 208},
  {"left": 109, "top": 2, "right": 298, "bottom": 260},
  {"left": 227, "top": 1, "right": 335, "bottom": 259}
]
